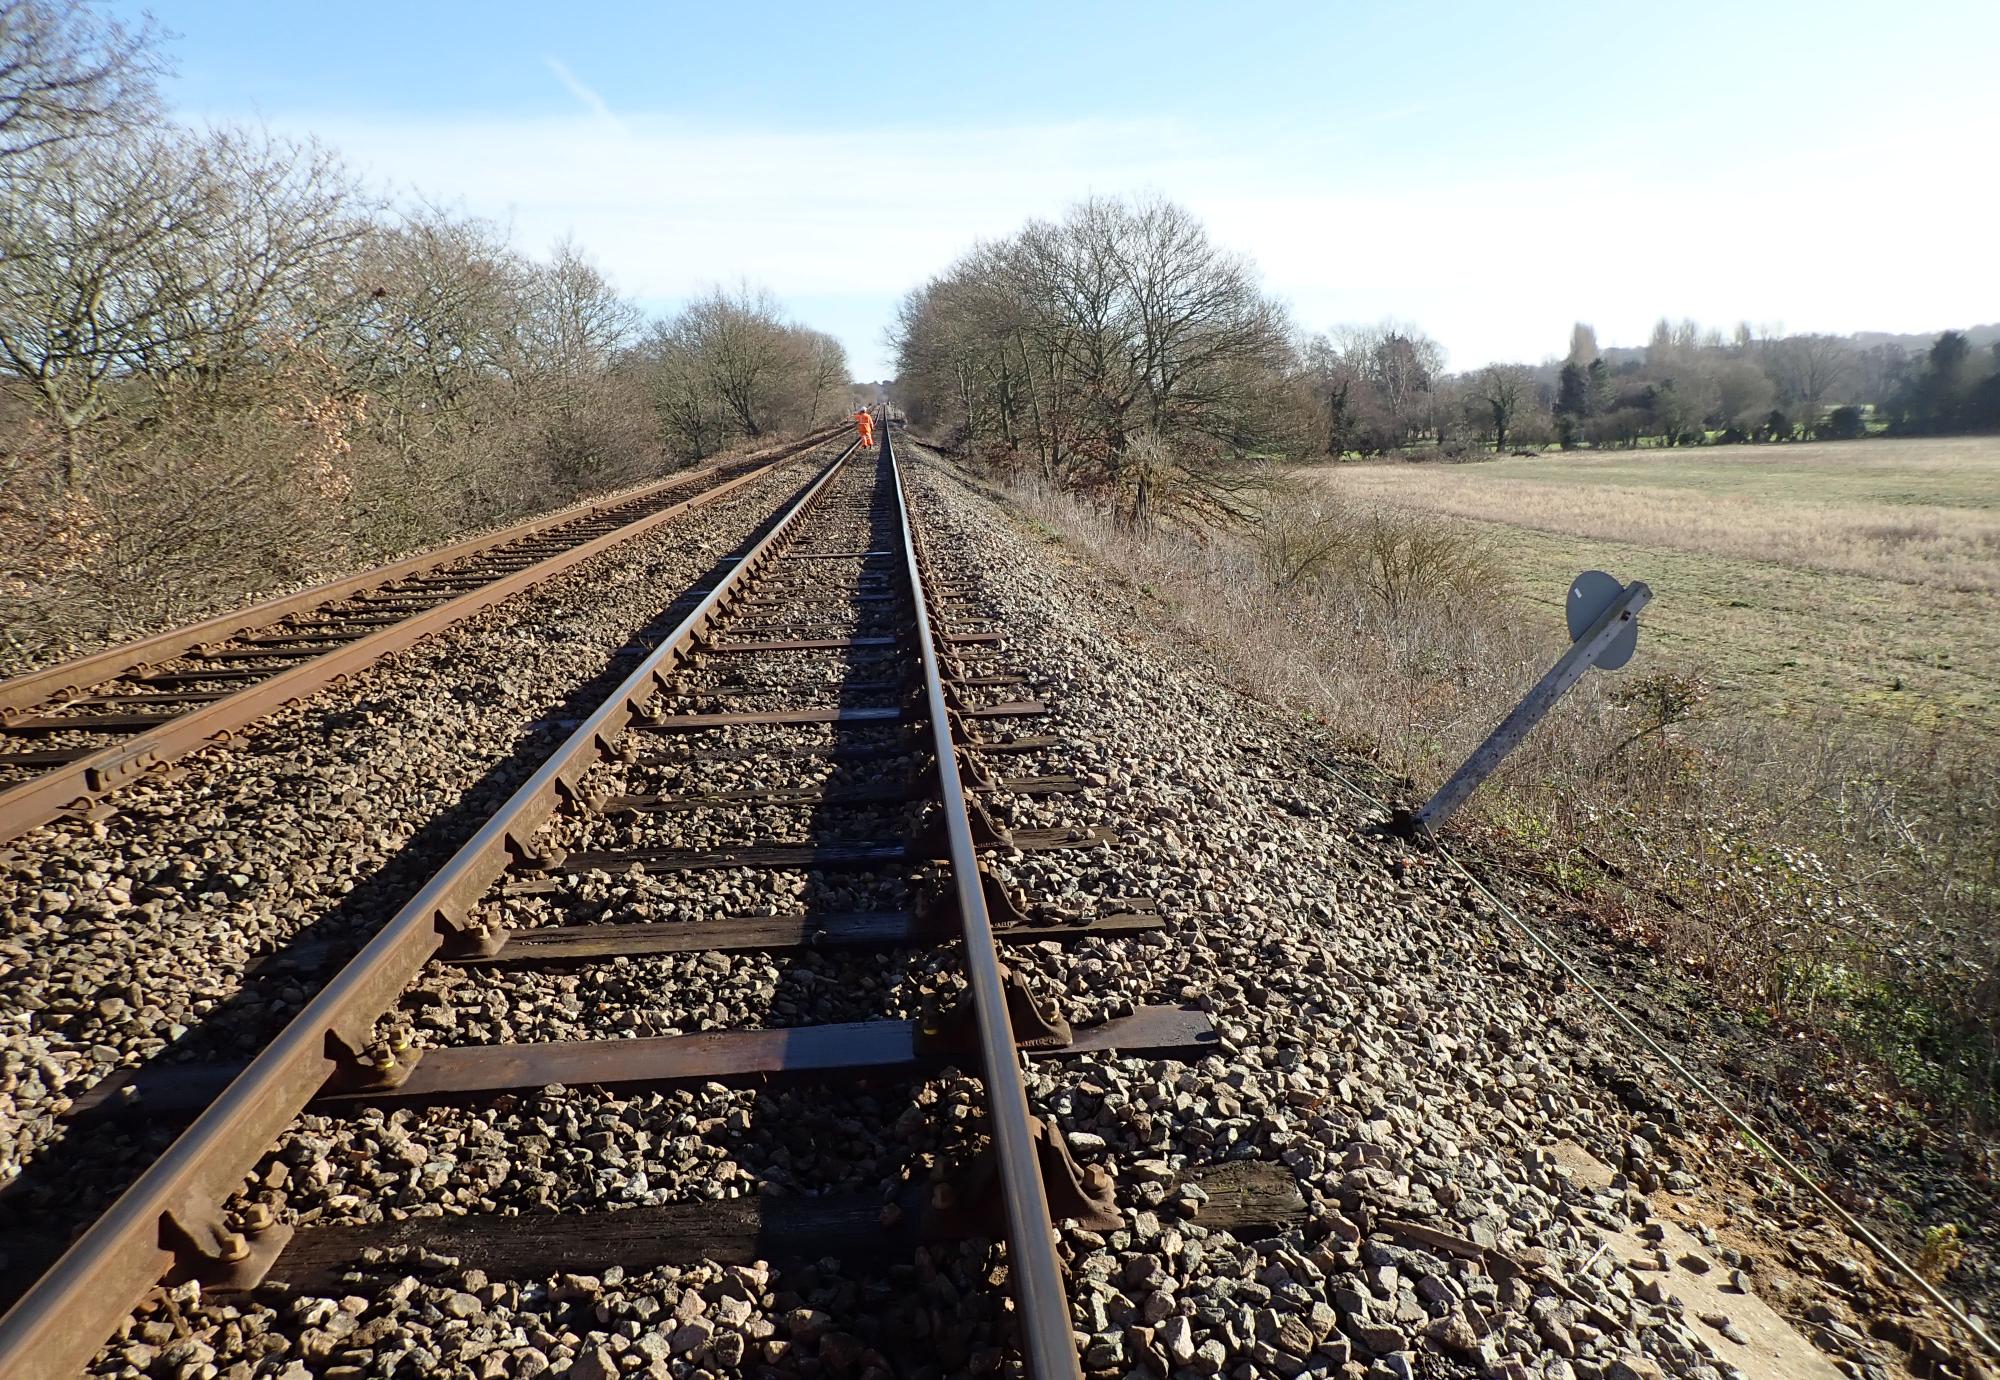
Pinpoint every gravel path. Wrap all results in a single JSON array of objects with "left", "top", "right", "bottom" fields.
[
  {"left": 25, "top": 438, "right": 1985, "bottom": 1380},
  {"left": 0, "top": 447, "right": 838, "bottom": 1265}
]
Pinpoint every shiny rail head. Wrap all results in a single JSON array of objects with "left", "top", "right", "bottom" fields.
[{"left": 882, "top": 429, "right": 1086, "bottom": 1380}]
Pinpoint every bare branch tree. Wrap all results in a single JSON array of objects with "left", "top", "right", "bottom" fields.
[
  {"left": 1474, "top": 364, "right": 1533, "bottom": 453},
  {"left": 1769, "top": 333, "right": 1853, "bottom": 427},
  {"left": 0, "top": 0, "right": 162, "bottom": 161},
  {"left": 0, "top": 130, "right": 213, "bottom": 484},
  {"left": 893, "top": 192, "right": 1297, "bottom": 506},
  {"left": 799, "top": 330, "right": 848, "bottom": 429},
  {"left": 632, "top": 284, "right": 841, "bottom": 455}
]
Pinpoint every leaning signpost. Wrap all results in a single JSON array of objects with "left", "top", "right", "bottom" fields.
[{"left": 1405, "top": 570, "right": 1652, "bottom": 835}]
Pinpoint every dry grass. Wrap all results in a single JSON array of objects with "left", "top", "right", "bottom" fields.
[
  {"left": 1311, "top": 437, "right": 2000, "bottom": 736},
  {"left": 1322, "top": 437, "right": 2000, "bottom": 594},
  {"left": 982, "top": 455, "right": 1999, "bottom": 1122}
]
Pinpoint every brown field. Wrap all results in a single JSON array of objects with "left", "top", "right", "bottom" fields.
[{"left": 1309, "top": 436, "right": 2000, "bottom": 735}]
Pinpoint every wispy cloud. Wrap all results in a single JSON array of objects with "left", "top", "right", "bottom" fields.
[{"left": 543, "top": 56, "right": 629, "bottom": 137}]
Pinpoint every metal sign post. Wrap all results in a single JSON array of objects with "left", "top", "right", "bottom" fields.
[{"left": 1409, "top": 571, "right": 1651, "bottom": 835}]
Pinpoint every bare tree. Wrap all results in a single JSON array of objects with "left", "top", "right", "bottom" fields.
[
  {"left": 894, "top": 193, "right": 1296, "bottom": 494},
  {"left": 1365, "top": 326, "right": 1444, "bottom": 445},
  {"left": 1713, "top": 357, "right": 1775, "bottom": 431},
  {"left": 1109, "top": 195, "right": 1291, "bottom": 447},
  {"left": 633, "top": 284, "right": 842, "bottom": 455},
  {"left": 0, "top": 0, "right": 161, "bottom": 161},
  {"left": 1474, "top": 364, "right": 1533, "bottom": 452},
  {"left": 799, "top": 330, "right": 848, "bottom": 429},
  {"left": 139, "top": 130, "right": 368, "bottom": 388},
  {"left": 637, "top": 319, "right": 726, "bottom": 458},
  {"left": 678, "top": 284, "right": 804, "bottom": 437},
  {"left": 0, "top": 15, "right": 848, "bottom": 671},
  {"left": 518, "top": 239, "right": 639, "bottom": 382},
  {"left": 329, "top": 205, "right": 528, "bottom": 486},
  {"left": 1645, "top": 317, "right": 1706, "bottom": 371},
  {"left": 1769, "top": 334, "right": 1852, "bottom": 428},
  {"left": 1301, "top": 332, "right": 1361, "bottom": 457},
  {"left": 504, "top": 241, "right": 645, "bottom": 485},
  {"left": 1, "top": 131, "right": 219, "bottom": 484}
]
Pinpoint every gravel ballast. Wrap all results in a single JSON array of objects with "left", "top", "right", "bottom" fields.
[
  {"left": 16, "top": 439, "right": 1985, "bottom": 1380},
  {"left": 0, "top": 448, "right": 839, "bottom": 1254},
  {"left": 900, "top": 446, "right": 1987, "bottom": 1380}
]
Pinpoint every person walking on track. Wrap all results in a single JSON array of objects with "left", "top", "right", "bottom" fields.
[{"left": 854, "top": 407, "right": 875, "bottom": 449}]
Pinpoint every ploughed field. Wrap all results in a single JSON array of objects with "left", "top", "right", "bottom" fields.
[{"left": 1314, "top": 436, "right": 2000, "bottom": 737}]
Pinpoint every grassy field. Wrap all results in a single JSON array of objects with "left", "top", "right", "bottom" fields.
[{"left": 1313, "top": 436, "right": 2000, "bottom": 736}]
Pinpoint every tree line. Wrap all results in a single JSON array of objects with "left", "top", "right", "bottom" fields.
[
  {"left": 0, "top": 0, "right": 849, "bottom": 666},
  {"left": 1539, "top": 320, "right": 2000, "bottom": 450},
  {"left": 893, "top": 197, "right": 1999, "bottom": 515}
]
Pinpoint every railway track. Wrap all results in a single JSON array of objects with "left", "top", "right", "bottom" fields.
[
  {"left": 0, "top": 429, "right": 1295, "bottom": 1379},
  {"left": 0, "top": 428, "right": 840, "bottom": 847}
]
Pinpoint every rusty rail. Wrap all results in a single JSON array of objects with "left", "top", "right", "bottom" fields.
[
  {"left": 0, "top": 429, "right": 840, "bottom": 845},
  {"left": 0, "top": 432, "right": 1130, "bottom": 1377},
  {"left": 0, "top": 441, "right": 860, "bottom": 1380},
  {"left": 886, "top": 427, "right": 1084, "bottom": 1380}
]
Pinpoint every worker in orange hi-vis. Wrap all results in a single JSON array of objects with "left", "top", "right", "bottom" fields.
[{"left": 855, "top": 407, "right": 875, "bottom": 449}]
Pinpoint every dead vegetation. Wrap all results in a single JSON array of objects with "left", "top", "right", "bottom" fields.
[
  {"left": 1326, "top": 450, "right": 2000, "bottom": 597},
  {"left": 991, "top": 454, "right": 1999, "bottom": 1124}
]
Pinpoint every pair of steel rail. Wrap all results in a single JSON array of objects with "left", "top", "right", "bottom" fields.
[
  {"left": 0, "top": 430, "right": 1109, "bottom": 1379},
  {"left": 0, "top": 428, "right": 841, "bottom": 846}
]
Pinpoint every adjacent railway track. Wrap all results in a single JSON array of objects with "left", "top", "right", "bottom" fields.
[
  {"left": 0, "top": 428, "right": 1289, "bottom": 1379},
  {"left": 0, "top": 428, "right": 841, "bottom": 846}
]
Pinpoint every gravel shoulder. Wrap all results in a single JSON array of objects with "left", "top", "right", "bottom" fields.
[{"left": 900, "top": 444, "right": 1993, "bottom": 1380}]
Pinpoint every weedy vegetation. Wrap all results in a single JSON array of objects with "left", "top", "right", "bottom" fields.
[{"left": 992, "top": 458, "right": 1999, "bottom": 1122}]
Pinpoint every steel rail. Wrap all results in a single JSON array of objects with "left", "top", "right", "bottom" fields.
[
  {"left": 885, "top": 428, "right": 1084, "bottom": 1380},
  {"left": 0, "top": 428, "right": 838, "bottom": 717},
  {"left": 0, "top": 440, "right": 860, "bottom": 1380},
  {"left": 0, "top": 430, "right": 841, "bottom": 845}
]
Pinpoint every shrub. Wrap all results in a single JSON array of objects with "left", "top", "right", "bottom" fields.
[{"left": 1820, "top": 405, "right": 1866, "bottom": 441}]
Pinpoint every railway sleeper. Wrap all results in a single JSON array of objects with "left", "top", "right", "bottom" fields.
[
  {"left": 613, "top": 733, "right": 1060, "bottom": 770},
  {"left": 588, "top": 770, "right": 1078, "bottom": 815},
  {"left": 3, "top": 711, "right": 180, "bottom": 734},
  {"left": 704, "top": 634, "right": 902, "bottom": 653},
  {"left": 222, "top": 1158, "right": 1303, "bottom": 1295},
  {"left": 739, "top": 592, "right": 903, "bottom": 608},
  {"left": 531, "top": 823, "right": 1109, "bottom": 876},
  {"left": 134, "top": 669, "right": 269, "bottom": 686},
  {"left": 632, "top": 699, "right": 1044, "bottom": 733},
  {"left": 668, "top": 676, "right": 914, "bottom": 700},
  {"left": 462, "top": 904, "right": 1162, "bottom": 964},
  {"left": 67, "top": 1004, "right": 1214, "bottom": 1124},
  {"left": 69, "top": 690, "right": 238, "bottom": 709}
]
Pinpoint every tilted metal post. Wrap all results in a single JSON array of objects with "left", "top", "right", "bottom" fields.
[{"left": 1414, "top": 579, "right": 1652, "bottom": 833}]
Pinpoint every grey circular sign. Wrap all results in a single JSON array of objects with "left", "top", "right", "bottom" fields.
[{"left": 1567, "top": 570, "right": 1639, "bottom": 671}]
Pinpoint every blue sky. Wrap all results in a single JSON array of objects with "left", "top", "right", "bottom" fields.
[{"left": 124, "top": 1, "right": 1999, "bottom": 378}]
